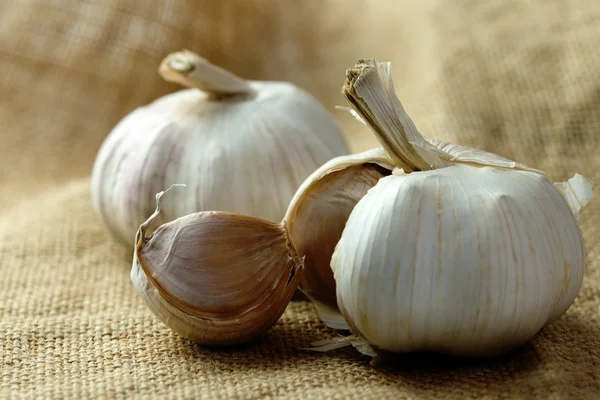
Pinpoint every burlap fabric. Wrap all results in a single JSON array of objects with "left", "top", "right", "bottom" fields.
[{"left": 1, "top": 0, "right": 599, "bottom": 398}]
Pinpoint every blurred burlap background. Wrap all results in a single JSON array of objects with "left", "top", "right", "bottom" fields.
[{"left": 1, "top": 0, "right": 599, "bottom": 398}]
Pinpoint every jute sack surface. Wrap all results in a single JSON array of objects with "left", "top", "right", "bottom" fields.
[{"left": 1, "top": 0, "right": 599, "bottom": 398}]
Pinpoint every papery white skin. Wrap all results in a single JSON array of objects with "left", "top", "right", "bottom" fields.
[
  {"left": 92, "top": 52, "right": 348, "bottom": 244},
  {"left": 332, "top": 164, "right": 586, "bottom": 357}
]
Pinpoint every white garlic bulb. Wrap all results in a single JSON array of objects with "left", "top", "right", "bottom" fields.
[
  {"left": 334, "top": 165, "right": 589, "bottom": 357},
  {"left": 91, "top": 50, "right": 349, "bottom": 244},
  {"left": 303, "top": 59, "right": 594, "bottom": 359}
]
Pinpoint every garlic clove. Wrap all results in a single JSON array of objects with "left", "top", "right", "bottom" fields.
[
  {"left": 283, "top": 148, "right": 393, "bottom": 328},
  {"left": 131, "top": 186, "right": 304, "bottom": 345}
]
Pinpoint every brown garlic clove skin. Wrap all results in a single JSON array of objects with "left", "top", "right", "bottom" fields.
[
  {"left": 288, "top": 165, "right": 389, "bottom": 307},
  {"left": 131, "top": 194, "right": 303, "bottom": 345},
  {"left": 284, "top": 149, "right": 393, "bottom": 328}
]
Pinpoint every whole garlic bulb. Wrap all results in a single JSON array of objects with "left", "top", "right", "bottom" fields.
[
  {"left": 292, "top": 59, "right": 594, "bottom": 358},
  {"left": 334, "top": 165, "right": 589, "bottom": 357},
  {"left": 92, "top": 50, "right": 349, "bottom": 244}
]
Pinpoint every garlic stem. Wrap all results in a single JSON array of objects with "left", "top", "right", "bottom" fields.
[
  {"left": 342, "top": 59, "right": 449, "bottom": 171},
  {"left": 159, "top": 50, "right": 256, "bottom": 98}
]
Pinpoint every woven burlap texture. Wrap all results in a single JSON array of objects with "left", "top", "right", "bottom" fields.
[{"left": 1, "top": 0, "right": 599, "bottom": 398}]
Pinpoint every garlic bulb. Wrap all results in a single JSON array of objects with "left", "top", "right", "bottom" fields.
[
  {"left": 92, "top": 50, "right": 349, "bottom": 244},
  {"left": 131, "top": 185, "right": 304, "bottom": 345},
  {"left": 295, "top": 59, "right": 594, "bottom": 358}
]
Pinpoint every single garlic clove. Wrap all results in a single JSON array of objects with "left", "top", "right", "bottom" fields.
[
  {"left": 131, "top": 187, "right": 304, "bottom": 345},
  {"left": 283, "top": 148, "right": 393, "bottom": 329}
]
